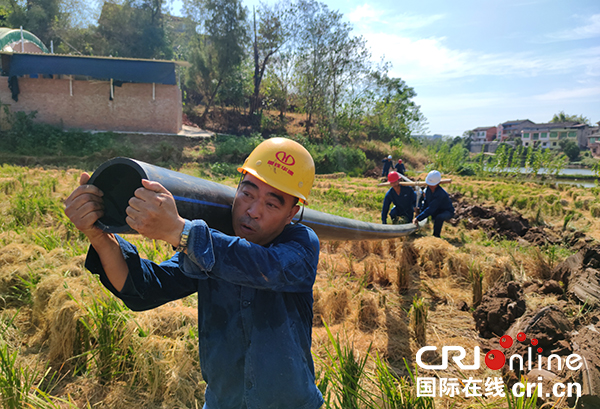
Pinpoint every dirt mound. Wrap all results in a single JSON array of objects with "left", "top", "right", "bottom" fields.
[
  {"left": 505, "top": 305, "right": 573, "bottom": 358},
  {"left": 568, "top": 313, "right": 600, "bottom": 408},
  {"left": 451, "top": 203, "right": 530, "bottom": 239},
  {"left": 473, "top": 281, "right": 526, "bottom": 338},
  {"left": 553, "top": 244, "right": 600, "bottom": 307},
  {"left": 499, "top": 305, "right": 575, "bottom": 405},
  {"left": 449, "top": 198, "right": 594, "bottom": 248},
  {"left": 500, "top": 307, "right": 600, "bottom": 407},
  {"left": 363, "top": 168, "right": 381, "bottom": 178}
]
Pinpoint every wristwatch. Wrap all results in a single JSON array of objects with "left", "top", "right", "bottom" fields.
[{"left": 175, "top": 219, "right": 192, "bottom": 253}]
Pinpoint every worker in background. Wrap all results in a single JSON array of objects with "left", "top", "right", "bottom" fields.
[
  {"left": 381, "top": 154, "right": 393, "bottom": 177},
  {"left": 382, "top": 171, "right": 416, "bottom": 224},
  {"left": 413, "top": 170, "right": 454, "bottom": 238},
  {"left": 395, "top": 159, "right": 406, "bottom": 175},
  {"left": 64, "top": 138, "right": 324, "bottom": 409}
]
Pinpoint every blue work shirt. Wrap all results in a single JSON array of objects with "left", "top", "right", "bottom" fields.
[
  {"left": 394, "top": 163, "right": 406, "bottom": 175},
  {"left": 382, "top": 158, "right": 392, "bottom": 175},
  {"left": 381, "top": 186, "right": 416, "bottom": 223},
  {"left": 85, "top": 220, "right": 324, "bottom": 409},
  {"left": 416, "top": 186, "right": 455, "bottom": 221}
]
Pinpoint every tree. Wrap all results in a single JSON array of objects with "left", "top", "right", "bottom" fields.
[
  {"left": 550, "top": 111, "right": 590, "bottom": 125},
  {"left": 6, "top": 0, "right": 63, "bottom": 46},
  {"left": 183, "top": 0, "right": 248, "bottom": 121},
  {"left": 262, "top": 50, "right": 295, "bottom": 118},
  {"left": 559, "top": 139, "right": 580, "bottom": 162},
  {"left": 249, "top": 1, "right": 293, "bottom": 119},
  {"left": 294, "top": 0, "right": 338, "bottom": 133},
  {"left": 363, "top": 71, "right": 426, "bottom": 142},
  {"left": 95, "top": 0, "right": 172, "bottom": 59}
]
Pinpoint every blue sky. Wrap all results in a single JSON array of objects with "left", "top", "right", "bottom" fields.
[{"left": 170, "top": 0, "right": 600, "bottom": 136}]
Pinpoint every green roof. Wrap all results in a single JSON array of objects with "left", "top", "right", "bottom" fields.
[{"left": 0, "top": 27, "right": 49, "bottom": 53}]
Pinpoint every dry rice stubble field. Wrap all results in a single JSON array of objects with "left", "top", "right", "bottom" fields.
[{"left": 0, "top": 165, "right": 597, "bottom": 408}]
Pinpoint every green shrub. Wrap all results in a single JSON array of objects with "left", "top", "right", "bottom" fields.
[
  {"left": 590, "top": 205, "right": 600, "bottom": 218},
  {"left": 308, "top": 145, "right": 367, "bottom": 175},
  {"left": 209, "top": 162, "right": 239, "bottom": 177},
  {"left": 0, "top": 109, "right": 115, "bottom": 156},
  {"left": 214, "top": 133, "right": 263, "bottom": 163}
]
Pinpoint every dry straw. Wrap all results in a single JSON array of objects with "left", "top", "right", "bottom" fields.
[
  {"left": 355, "top": 292, "right": 380, "bottom": 332},
  {"left": 396, "top": 264, "right": 411, "bottom": 294},
  {"left": 410, "top": 296, "right": 428, "bottom": 347},
  {"left": 470, "top": 261, "right": 483, "bottom": 309},
  {"left": 413, "top": 237, "right": 454, "bottom": 277},
  {"left": 321, "top": 287, "right": 351, "bottom": 325}
]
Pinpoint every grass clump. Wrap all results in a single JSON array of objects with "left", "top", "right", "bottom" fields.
[
  {"left": 410, "top": 296, "right": 428, "bottom": 347},
  {"left": 317, "top": 322, "right": 434, "bottom": 409},
  {"left": 68, "top": 285, "right": 143, "bottom": 382}
]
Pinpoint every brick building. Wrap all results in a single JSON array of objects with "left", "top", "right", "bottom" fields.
[{"left": 0, "top": 43, "right": 183, "bottom": 134}]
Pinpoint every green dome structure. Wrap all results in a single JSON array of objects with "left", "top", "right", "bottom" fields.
[{"left": 0, "top": 27, "right": 49, "bottom": 53}]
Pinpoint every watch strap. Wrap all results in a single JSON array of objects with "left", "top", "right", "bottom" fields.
[{"left": 175, "top": 219, "right": 192, "bottom": 253}]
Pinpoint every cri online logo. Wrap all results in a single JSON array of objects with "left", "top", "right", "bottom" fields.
[
  {"left": 416, "top": 332, "right": 583, "bottom": 372},
  {"left": 276, "top": 151, "right": 295, "bottom": 166}
]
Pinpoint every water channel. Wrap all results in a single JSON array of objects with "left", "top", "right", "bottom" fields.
[{"left": 495, "top": 167, "right": 598, "bottom": 188}]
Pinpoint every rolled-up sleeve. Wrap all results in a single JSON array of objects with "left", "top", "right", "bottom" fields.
[{"left": 85, "top": 235, "right": 198, "bottom": 311}]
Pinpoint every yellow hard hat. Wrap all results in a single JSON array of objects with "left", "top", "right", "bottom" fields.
[{"left": 238, "top": 137, "right": 315, "bottom": 204}]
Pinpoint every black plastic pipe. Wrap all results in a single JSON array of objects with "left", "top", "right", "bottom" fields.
[{"left": 88, "top": 157, "right": 425, "bottom": 241}]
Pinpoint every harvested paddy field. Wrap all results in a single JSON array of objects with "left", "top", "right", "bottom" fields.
[{"left": 0, "top": 164, "right": 599, "bottom": 408}]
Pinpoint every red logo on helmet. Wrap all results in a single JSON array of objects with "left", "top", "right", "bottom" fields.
[{"left": 276, "top": 151, "right": 295, "bottom": 166}]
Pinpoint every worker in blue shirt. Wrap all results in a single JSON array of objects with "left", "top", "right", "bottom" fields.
[
  {"left": 395, "top": 159, "right": 406, "bottom": 175},
  {"left": 413, "top": 170, "right": 455, "bottom": 238},
  {"left": 65, "top": 138, "right": 324, "bottom": 409},
  {"left": 413, "top": 170, "right": 454, "bottom": 237},
  {"left": 382, "top": 171, "right": 416, "bottom": 224},
  {"left": 381, "top": 154, "right": 393, "bottom": 177}
]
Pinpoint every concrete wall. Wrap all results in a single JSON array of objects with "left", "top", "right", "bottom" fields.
[
  {"left": 0, "top": 76, "right": 182, "bottom": 134},
  {"left": 470, "top": 141, "right": 515, "bottom": 154}
]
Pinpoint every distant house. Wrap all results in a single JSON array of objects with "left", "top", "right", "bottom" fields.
[
  {"left": 587, "top": 122, "right": 600, "bottom": 157},
  {"left": 472, "top": 126, "right": 497, "bottom": 143},
  {"left": 497, "top": 119, "right": 536, "bottom": 142},
  {"left": 469, "top": 126, "right": 498, "bottom": 153},
  {"left": 0, "top": 27, "right": 185, "bottom": 134},
  {"left": 521, "top": 122, "right": 589, "bottom": 150}
]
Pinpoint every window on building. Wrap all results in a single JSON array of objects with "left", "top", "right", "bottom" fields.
[
  {"left": 541, "top": 132, "right": 547, "bottom": 138},
  {"left": 542, "top": 142, "right": 547, "bottom": 147},
  {"left": 568, "top": 131, "right": 576, "bottom": 138},
  {"left": 550, "top": 132, "right": 557, "bottom": 138},
  {"left": 533, "top": 133, "right": 539, "bottom": 140},
  {"left": 559, "top": 132, "right": 567, "bottom": 139},
  {"left": 552, "top": 142, "right": 557, "bottom": 146},
  {"left": 523, "top": 133, "right": 530, "bottom": 138}
]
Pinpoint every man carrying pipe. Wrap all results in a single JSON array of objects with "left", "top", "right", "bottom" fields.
[
  {"left": 394, "top": 159, "right": 406, "bottom": 175},
  {"left": 381, "top": 171, "right": 416, "bottom": 225},
  {"left": 64, "top": 138, "right": 324, "bottom": 409},
  {"left": 413, "top": 170, "right": 455, "bottom": 238}
]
